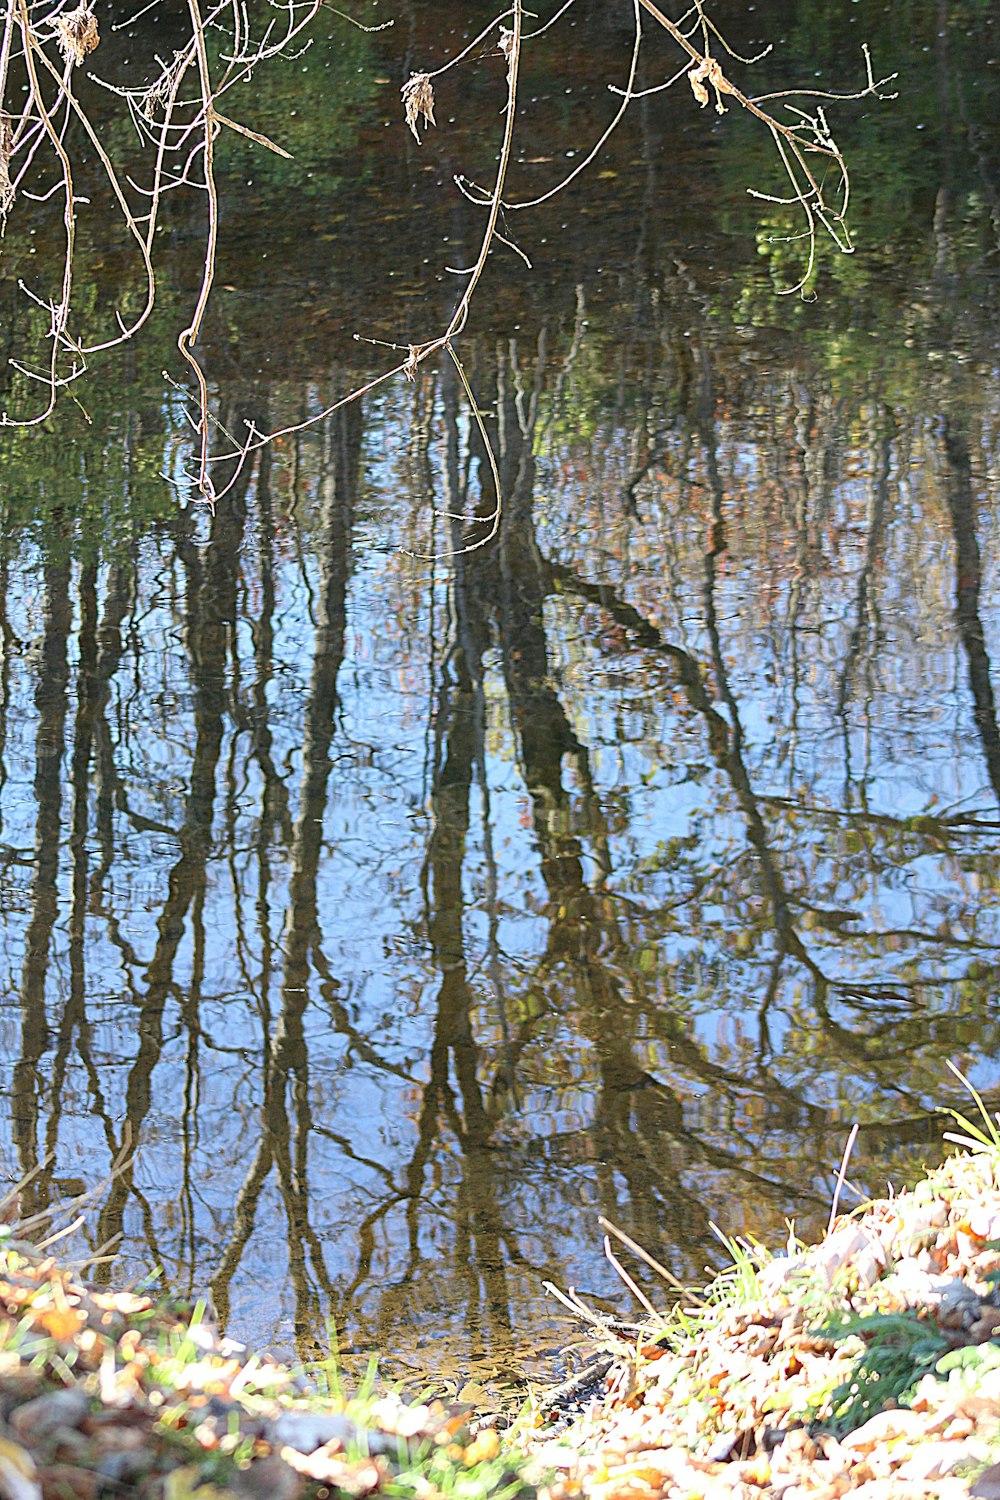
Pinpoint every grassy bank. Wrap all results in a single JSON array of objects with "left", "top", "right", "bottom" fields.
[{"left": 7, "top": 1099, "right": 1000, "bottom": 1499}]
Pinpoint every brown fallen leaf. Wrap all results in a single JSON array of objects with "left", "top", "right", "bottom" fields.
[{"left": 35, "top": 1308, "right": 86, "bottom": 1343}]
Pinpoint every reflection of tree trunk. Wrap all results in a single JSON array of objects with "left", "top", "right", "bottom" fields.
[
  {"left": 942, "top": 420, "right": 1000, "bottom": 807},
  {"left": 249, "top": 448, "right": 281, "bottom": 1031},
  {"left": 211, "top": 403, "right": 360, "bottom": 1352},
  {"left": 91, "top": 565, "right": 135, "bottom": 904},
  {"left": 236, "top": 434, "right": 293, "bottom": 853},
  {"left": 394, "top": 360, "right": 520, "bottom": 1372},
  {"left": 836, "top": 409, "right": 892, "bottom": 720},
  {"left": 271, "top": 405, "right": 359, "bottom": 1354},
  {"left": 40, "top": 561, "right": 133, "bottom": 1204},
  {"left": 498, "top": 540, "right": 713, "bottom": 1263},
  {"left": 485, "top": 347, "right": 718, "bottom": 1269},
  {"left": 494, "top": 347, "right": 588, "bottom": 908},
  {"left": 12, "top": 544, "right": 71, "bottom": 1213},
  {"left": 414, "top": 649, "right": 518, "bottom": 1371},
  {"left": 0, "top": 540, "right": 16, "bottom": 837},
  {"left": 94, "top": 472, "right": 249, "bottom": 1270}
]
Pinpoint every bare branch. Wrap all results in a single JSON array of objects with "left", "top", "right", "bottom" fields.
[{"left": 0, "top": 0, "right": 889, "bottom": 496}]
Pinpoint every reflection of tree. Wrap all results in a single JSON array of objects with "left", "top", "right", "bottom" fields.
[
  {"left": 210, "top": 401, "right": 362, "bottom": 1355},
  {"left": 5, "top": 144, "right": 1000, "bottom": 1379},
  {"left": 383, "top": 342, "right": 834, "bottom": 1343},
  {"left": 942, "top": 420, "right": 1000, "bottom": 808},
  {"left": 410, "top": 592, "right": 519, "bottom": 1375},
  {"left": 93, "top": 426, "right": 255, "bottom": 1272},
  {"left": 192, "top": 323, "right": 1000, "bottom": 1358},
  {"left": 543, "top": 305, "right": 1000, "bottom": 1177},
  {"left": 486, "top": 350, "right": 723, "bottom": 1264},
  {"left": 12, "top": 539, "right": 71, "bottom": 1212},
  {"left": 38, "top": 561, "right": 134, "bottom": 1210}
]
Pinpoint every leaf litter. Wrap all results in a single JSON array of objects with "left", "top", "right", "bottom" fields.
[
  {"left": 0, "top": 1231, "right": 530, "bottom": 1500},
  {"left": 520, "top": 1135, "right": 1000, "bottom": 1500},
  {"left": 9, "top": 1111, "right": 1000, "bottom": 1498}
]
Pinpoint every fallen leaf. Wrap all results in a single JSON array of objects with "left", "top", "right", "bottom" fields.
[{"left": 35, "top": 1308, "right": 86, "bottom": 1343}]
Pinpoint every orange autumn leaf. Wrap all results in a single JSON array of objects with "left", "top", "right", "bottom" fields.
[{"left": 37, "top": 1306, "right": 86, "bottom": 1342}]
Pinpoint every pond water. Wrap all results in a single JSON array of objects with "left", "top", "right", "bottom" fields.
[{"left": 1, "top": 0, "right": 999, "bottom": 1392}]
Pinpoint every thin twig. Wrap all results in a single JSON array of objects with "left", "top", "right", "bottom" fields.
[
  {"left": 599, "top": 1215, "right": 707, "bottom": 1307},
  {"left": 604, "top": 1234, "right": 668, "bottom": 1325}
]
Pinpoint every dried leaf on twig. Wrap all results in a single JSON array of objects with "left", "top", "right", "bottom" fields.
[
  {"left": 0, "top": 112, "right": 13, "bottom": 222},
  {"left": 402, "top": 73, "right": 436, "bottom": 144},
  {"left": 140, "top": 52, "right": 186, "bottom": 122},
  {"left": 688, "top": 55, "right": 731, "bottom": 115},
  {"left": 498, "top": 27, "right": 515, "bottom": 86},
  {"left": 53, "top": 2, "right": 99, "bottom": 69}
]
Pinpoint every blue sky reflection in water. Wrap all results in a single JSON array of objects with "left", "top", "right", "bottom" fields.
[{"left": 0, "top": 0, "right": 999, "bottom": 1389}]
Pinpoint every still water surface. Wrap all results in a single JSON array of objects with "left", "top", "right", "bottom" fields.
[{"left": 1, "top": 0, "right": 999, "bottom": 1389}]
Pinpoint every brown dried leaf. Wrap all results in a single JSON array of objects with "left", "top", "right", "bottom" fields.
[
  {"left": 688, "top": 57, "right": 730, "bottom": 115},
  {"left": 401, "top": 73, "right": 436, "bottom": 144},
  {"left": 53, "top": 2, "right": 99, "bottom": 69},
  {"left": 498, "top": 27, "right": 515, "bottom": 86},
  {"left": 141, "top": 51, "right": 185, "bottom": 122},
  {"left": 688, "top": 64, "right": 709, "bottom": 108}
]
